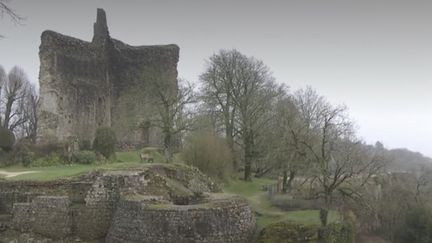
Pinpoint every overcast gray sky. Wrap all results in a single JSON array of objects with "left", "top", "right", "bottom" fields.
[{"left": 1, "top": 0, "right": 431, "bottom": 156}]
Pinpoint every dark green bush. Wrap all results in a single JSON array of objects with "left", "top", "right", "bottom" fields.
[
  {"left": 20, "top": 151, "right": 35, "bottom": 167},
  {"left": 72, "top": 150, "right": 96, "bottom": 164},
  {"left": 33, "top": 142, "right": 64, "bottom": 157},
  {"left": 0, "top": 127, "right": 15, "bottom": 152},
  {"left": 257, "top": 221, "right": 319, "bottom": 243},
  {"left": 13, "top": 140, "right": 36, "bottom": 167},
  {"left": 79, "top": 139, "right": 92, "bottom": 150},
  {"left": 0, "top": 148, "right": 12, "bottom": 167},
  {"left": 93, "top": 127, "right": 117, "bottom": 159},
  {"left": 31, "top": 153, "right": 64, "bottom": 167},
  {"left": 319, "top": 222, "right": 355, "bottom": 243}
]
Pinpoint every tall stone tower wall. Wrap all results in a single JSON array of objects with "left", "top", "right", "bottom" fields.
[{"left": 37, "top": 9, "right": 179, "bottom": 147}]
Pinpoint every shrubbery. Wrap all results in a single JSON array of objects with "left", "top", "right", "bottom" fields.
[
  {"left": 258, "top": 216, "right": 355, "bottom": 243},
  {"left": 93, "top": 127, "right": 117, "bottom": 159},
  {"left": 0, "top": 127, "right": 15, "bottom": 151},
  {"left": 0, "top": 148, "right": 12, "bottom": 167},
  {"left": 33, "top": 142, "right": 64, "bottom": 157},
  {"left": 319, "top": 221, "right": 356, "bottom": 243},
  {"left": 318, "top": 209, "right": 356, "bottom": 243},
  {"left": 72, "top": 150, "right": 96, "bottom": 164},
  {"left": 79, "top": 139, "right": 92, "bottom": 151},
  {"left": 181, "top": 131, "right": 233, "bottom": 181},
  {"left": 0, "top": 134, "right": 101, "bottom": 167},
  {"left": 13, "top": 140, "right": 36, "bottom": 167},
  {"left": 257, "top": 221, "right": 319, "bottom": 243},
  {"left": 31, "top": 153, "right": 64, "bottom": 167}
]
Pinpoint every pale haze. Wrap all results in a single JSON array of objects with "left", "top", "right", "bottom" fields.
[{"left": 1, "top": 0, "right": 431, "bottom": 156}]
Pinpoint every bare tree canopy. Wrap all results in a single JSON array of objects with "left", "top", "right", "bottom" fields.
[
  {"left": 263, "top": 95, "right": 309, "bottom": 192},
  {"left": 0, "top": 0, "right": 22, "bottom": 23},
  {"left": 200, "top": 50, "right": 242, "bottom": 162},
  {"left": 293, "top": 87, "right": 387, "bottom": 226},
  {"left": 0, "top": 65, "right": 5, "bottom": 100},
  {"left": 200, "top": 49, "right": 284, "bottom": 181},
  {"left": 149, "top": 77, "right": 196, "bottom": 161},
  {"left": 0, "top": 65, "right": 37, "bottom": 141},
  {"left": 20, "top": 84, "right": 39, "bottom": 142},
  {"left": 0, "top": 0, "right": 24, "bottom": 38}
]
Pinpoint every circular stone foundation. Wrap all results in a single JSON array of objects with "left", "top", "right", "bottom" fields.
[{"left": 105, "top": 194, "right": 256, "bottom": 243}]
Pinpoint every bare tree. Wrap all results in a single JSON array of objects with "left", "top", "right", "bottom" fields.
[
  {"left": 21, "top": 84, "right": 38, "bottom": 142},
  {"left": 413, "top": 166, "right": 432, "bottom": 204},
  {"left": 294, "top": 87, "right": 385, "bottom": 226},
  {"left": 0, "top": 65, "right": 5, "bottom": 112},
  {"left": 1, "top": 66, "right": 30, "bottom": 132},
  {"left": 0, "top": 0, "right": 24, "bottom": 38},
  {"left": 231, "top": 56, "right": 283, "bottom": 181},
  {"left": 200, "top": 49, "right": 283, "bottom": 180},
  {"left": 150, "top": 78, "right": 196, "bottom": 161},
  {"left": 200, "top": 50, "right": 242, "bottom": 168},
  {"left": 0, "top": 0, "right": 21, "bottom": 22},
  {"left": 265, "top": 95, "right": 310, "bottom": 192}
]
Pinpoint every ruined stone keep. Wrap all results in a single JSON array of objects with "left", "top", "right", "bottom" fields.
[{"left": 37, "top": 9, "right": 179, "bottom": 147}]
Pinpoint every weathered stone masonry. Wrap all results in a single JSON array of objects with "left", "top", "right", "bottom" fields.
[
  {"left": 37, "top": 8, "right": 179, "bottom": 147},
  {"left": 0, "top": 164, "right": 256, "bottom": 242},
  {"left": 106, "top": 197, "right": 256, "bottom": 243}
]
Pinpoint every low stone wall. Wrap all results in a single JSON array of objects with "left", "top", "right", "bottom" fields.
[
  {"left": 72, "top": 175, "right": 119, "bottom": 239},
  {"left": 11, "top": 203, "right": 31, "bottom": 232},
  {"left": 2, "top": 165, "right": 256, "bottom": 242},
  {"left": 106, "top": 195, "right": 256, "bottom": 243},
  {"left": 8, "top": 177, "right": 119, "bottom": 241},
  {"left": 32, "top": 196, "right": 72, "bottom": 239},
  {"left": 72, "top": 204, "right": 113, "bottom": 240},
  {"left": 0, "top": 180, "right": 91, "bottom": 214}
]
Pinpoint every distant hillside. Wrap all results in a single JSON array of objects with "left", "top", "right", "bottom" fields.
[{"left": 385, "top": 148, "right": 432, "bottom": 172}]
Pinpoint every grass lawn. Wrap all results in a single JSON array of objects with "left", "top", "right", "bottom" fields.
[
  {"left": 0, "top": 150, "right": 176, "bottom": 181},
  {"left": 116, "top": 150, "right": 142, "bottom": 163},
  {"left": 223, "top": 177, "right": 339, "bottom": 229},
  {"left": 2, "top": 161, "right": 145, "bottom": 181},
  {"left": 0, "top": 151, "right": 149, "bottom": 181}
]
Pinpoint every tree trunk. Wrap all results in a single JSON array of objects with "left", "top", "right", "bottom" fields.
[
  {"left": 225, "top": 125, "right": 237, "bottom": 170},
  {"left": 282, "top": 169, "right": 296, "bottom": 194},
  {"left": 282, "top": 170, "right": 288, "bottom": 193},
  {"left": 243, "top": 134, "right": 253, "bottom": 181},
  {"left": 319, "top": 207, "right": 329, "bottom": 226},
  {"left": 318, "top": 206, "right": 329, "bottom": 243},
  {"left": 320, "top": 194, "right": 331, "bottom": 226},
  {"left": 3, "top": 98, "right": 14, "bottom": 129},
  {"left": 287, "top": 170, "right": 296, "bottom": 193},
  {"left": 244, "top": 142, "right": 252, "bottom": 181},
  {"left": 163, "top": 132, "right": 172, "bottom": 162},
  {"left": 244, "top": 155, "right": 252, "bottom": 181}
]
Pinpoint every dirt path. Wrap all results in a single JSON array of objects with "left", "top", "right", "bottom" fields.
[{"left": 0, "top": 170, "right": 39, "bottom": 178}]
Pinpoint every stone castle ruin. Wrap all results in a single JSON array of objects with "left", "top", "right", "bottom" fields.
[
  {"left": 37, "top": 9, "right": 179, "bottom": 147},
  {"left": 6, "top": 9, "right": 257, "bottom": 243},
  {"left": 0, "top": 164, "right": 256, "bottom": 242}
]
